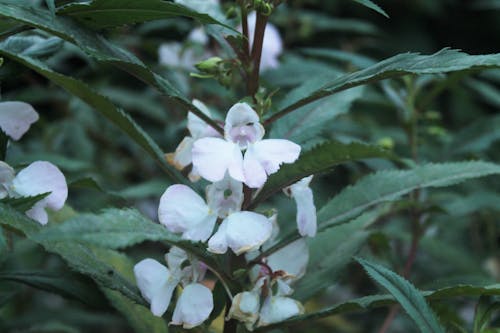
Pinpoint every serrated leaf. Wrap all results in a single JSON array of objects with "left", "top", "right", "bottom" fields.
[
  {"left": 0, "top": 270, "right": 107, "bottom": 308},
  {"left": 0, "top": 193, "right": 49, "bottom": 212},
  {"left": 473, "top": 296, "right": 500, "bottom": 333},
  {"left": 356, "top": 258, "right": 445, "bottom": 333},
  {"left": 0, "top": 36, "right": 188, "bottom": 185},
  {"left": 260, "top": 161, "right": 500, "bottom": 258},
  {"left": 251, "top": 141, "right": 396, "bottom": 207},
  {"left": 268, "top": 49, "right": 500, "bottom": 124},
  {"left": 256, "top": 284, "right": 500, "bottom": 331},
  {"left": 352, "top": 0, "right": 389, "bottom": 18},
  {"left": 57, "top": 0, "right": 232, "bottom": 30},
  {"left": 0, "top": 1, "right": 221, "bottom": 132}
]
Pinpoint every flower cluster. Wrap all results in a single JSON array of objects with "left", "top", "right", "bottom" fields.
[
  {"left": 134, "top": 102, "right": 317, "bottom": 329},
  {"left": 0, "top": 101, "right": 68, "bottom": 225}
]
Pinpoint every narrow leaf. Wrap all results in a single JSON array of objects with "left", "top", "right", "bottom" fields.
[{"left": 352, "top": 0, "right": 389, "bottom": 18}]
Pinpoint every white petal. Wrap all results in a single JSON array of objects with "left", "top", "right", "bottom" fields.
[
  {"left": 258, "top": 296, "right": 304, "bottom": 327},
  {"left": 291, "top": 179, "right": 317, "bottom": 237},
  {"left": 207, "top": 218, "right": 229, "bottom": 254},
  {"left": 243, "top": 144, "right": 268, "bottom": 188},
  {"left": 276, "top": 279, "right": 293, "bottom": 296},
  {"left": 25, "top": 201, "right": 49, "bottom": 225},
  {"left": 224, "top": 103, "right": 264, "bottom": 148},
  {"left": 0, "top": 161, "right": 15, "bottom": 199},
  {"left": 227, "top": 291, "right": 260, "bottom": 329},
  {"left": 267, "top": 239, "right": 309, "bottom": 281},
  {"left": 158, "top": 184, "right": 209, "bottom": 234},
  {"left": 251, "top": 139, "right": 301, "bottom": 175},
  {"left": 0, "top": 101, "right": 39, "bottom": 140},
  {"left": 192, "top": 137, "right": 244, "bottom": 182},
  {"left": 134, "top": 258, "right": 176, "bottom": 316},
  {"left": 187, "top": 27, "right": 209, "bottom": 45},
  {"left": 206, "top": 173, "right": 243, "bottom": 218},
  {"left": 188, "top": 99, "right": 220, "bottom": 139},
  {"left": 165, "top": 247, "right": 188, "bottom": 273},
  {"left": 181, "top": 213, "right": 217, "bottom": 242},
  {"left": 226, "top": 211, "right": 273, "bottom": 255},
  {"left": 158, "top": 42, "right": 182, "bottom": 67},
  {"left": 171, "top": 283, "right": 213, "bottom": 328},
  {"left": 166, "top": 136, "right": 195, "bottom": 170}
]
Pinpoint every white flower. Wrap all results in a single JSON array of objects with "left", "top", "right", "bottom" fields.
[
  {"left": 257, "top": 296, "right": 304, "bottom": 327},
  {"left": 208, "top": 211, "right": 273, "bottom": 255},
  {"left": 267, "top": 239, "right": 309, "bottom": 281},
  {"left": 192, "top": 103, "right": 300, "bottom": 188},
  {"left": 158, "top": 175, "right": 243, "bottom": 242},
  {"left": 166, "top": 100, "right": 221, "bottom": 182},
  {"left": 285, "top": 176, "right": 317, "bottom": 237},
  {"left": 240, "top": 12, "right": 283, "bottom": 72},
  {"left": 0, "top": 101, "right": 39, "bottom": 141},
  {"left": 8, "top": 161, "right": 68, "bottom": 225},
  {"left": 133, "top": 258, "right": 179, "bottom": 317},
  {"left": 227, "top": 291, "right": 260, "bottom": 330},
  {"left": 0, "top": 161, "right": 15, "bottom": 199},
  {"left": 171, "top": 283, "right": 214, "bottom": 328}
]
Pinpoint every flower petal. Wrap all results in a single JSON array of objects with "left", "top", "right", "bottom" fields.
[
  {"left": 166, "top": 136, "right": 195, "bottom": 170},
  {"left": 181, "top": 213, "right": 217, "bottom": 242},
  {"left": 0, "top": 161, "right": 15, "bottom": 199},
  {"left": 267, "top": 239, "right": 309, "bottom": 281},
  {"left": 289, "top": 176, "right": 317, "bottom": 237},
  {"left": 224, "top": 103, "right": 264, "bottom": 148},
  {"left": 0, "top": 101, "right": 39, "bottom": 140},
  {"left": 171, "top": 283, "right": 213, "bottom": 328},
  {"left": 192, "top": 137, "right": 244, "bottom": 182},
  {"left": 207, "top": 218, "right": 229, "bottom": 254},
  {"left": 226, "top": 211, "right": 273, "bottom": 255},
  {"left": 258, "top": 296, "right": 304, "bottom": 327},
  {"left": 228, "top": 291, "right": 260, "bottom": 330},
  {"left": 189, "top": 99, "right": 220, "bottom": 139},
  {"left": 165, "top": 246, "right": 188, "bottom": 274},
  {"left": 206, "top": 173, "right": 243, "bottom": 218},
  {"left": 243, "top": 144, "right": 268, "bottom": 188},
  {"left": 25, "top": 201, "right": 49, "bottom": 225},
  {"left": 158, "top": 184, "right": 210, "bottom": 235},
  {"left": 134, "top": 258, "right": 170, "bottom": 315},
  {"left": 251, "top": 139, "right": 301, "bottom": 175}
]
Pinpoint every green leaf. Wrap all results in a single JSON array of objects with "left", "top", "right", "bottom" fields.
[
  {"left": 250, "top": 141, "right": 396, "bottom": 208},
  {"left": 0, "top": 270, "right": 107, "bottom": 308},
  {"left": 45, "top": 0, "right": 55, "bottom": 16},
  {"left": 260, "top": 161, "right": 500, "bottom": 258},
  {"left": 352, "top": 0, "right": 389, "bottom": 18},
  {"left": 356, "top": 258, "right": 445, "bottom": 333},
  {"left": 294, "top": 209, "right": 387, "bottom": 300},
  {"left": 256, "top": 284, "right": 500, "bottom": 331},
  {"left": 473, "top": 296, "right": 500, "bottom": 333},
  {"left": 449, "top": 114, "right": 500, "bottom": 155},
  {"left": 0, "top": 193, "right": 49, "bottom": 212},
  {"left": 0, "top": 36, "right": 188, "bottom": 184},
  {"left": 267, "top": 49, "right": 500, "bottom": 124},
  {"left": 0, "top": 1, "right": 222, "bottom": 133},
  {"left": 57, "top": 0, "right": 232, "bottom": 29}
]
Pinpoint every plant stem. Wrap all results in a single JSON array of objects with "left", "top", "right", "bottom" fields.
[{"left": 247, "top": 12, "right": 268, "bottom": 98}]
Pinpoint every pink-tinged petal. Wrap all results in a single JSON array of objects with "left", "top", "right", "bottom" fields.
[
  {"left": 158, "top": 184, "right": 209, "bottom": 234},
  {"left": 0, "top": 102, "right": 39, "bottom": 140},
  {"left": 224, "top": 103, "right": 264, "bottom": 148},
  {"left": 257, "top": 296, "right": 304, "bottom": 327},
  {"left": 206, "top": 173, "right": 243, "bottom": 218},
  {"left": 192, "top": 137, "right": 243, "bottom": 182},
  {"left": 181, "top": 213, "right": 217, "bottom": 242},
  {"left": 207, "top": 218, "right": 229, "bottom": 254},
  {"left": 134, "top": 258, "right": 176, "bottom": 317},
  {"left": 226, "top": 211, "right": 273, "bottom": 255},
  {"left": 0, "top": 161, "right": 15, "bottom": 199},
  {"left": 251, "top": 139, "right": 301, "bottom": 175},
  {"left": 267, "top": 239, "right": 309, "bottom": 281},
  {"left": 243, "top": 145, "right": 268, "bottom": 188},
  {"left": 171, "top": 283, "right": 213, "bottom": 328},
  {"left": 166, "top": 136, "right": 195, "bottom": 170}
]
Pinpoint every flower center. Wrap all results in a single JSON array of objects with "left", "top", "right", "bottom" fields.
[{"left": 229, "top": 123, "right": 259, "bottom": 148}]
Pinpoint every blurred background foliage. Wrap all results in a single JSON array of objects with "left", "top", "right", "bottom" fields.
[{"left": 0, "top": 0, "right": 499, "bottom": 332}]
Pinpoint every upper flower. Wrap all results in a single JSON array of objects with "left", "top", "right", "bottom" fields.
[
  {"left": 192, "top": 103, "right": 300, "bottom": 188},
  {"left": 0, "top": 161, "right": 68, "bottom": 225},
  {"left": 0, "top": 101, "right": 39, "bottom": 141}
]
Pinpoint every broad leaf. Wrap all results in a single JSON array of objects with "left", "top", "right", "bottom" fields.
[
  {"left": 257, "top": 284, "right": 500, "bottom": 331},
  {"left": 58, "top": 0, "right": 231, "bottom": 29},
  {"left": 0, "top": 36, "right": 188, "bottom": 184},
  {"left": 250, "top": 141, "right": 396, "bottom": 208},
  {"left": 260, "top": 161, "right": 500, "bottom": 257},
  {"left": 267, "top": 49, "right": 500, "bottom": 124},
  {"left": 356, "top": 258, "right": 445, "bottom": 333},
  {"left": 0, "top": 270, "right": 106, "bottom": 308}
]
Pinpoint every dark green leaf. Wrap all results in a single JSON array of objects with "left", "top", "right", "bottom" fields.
[
  {"left": 250, "top": 141, "right": 396, "bottom": 208},
  {"left": 352, "top": 0, "right": 389, "bottom": 18},
  {"left": 356, "top": 258, "right": 445, "bottom": 333},
  {"left": 57, "top": 0, "right": 232, "bottom": 29},
  {"left": 267, "top": 49, "right": 500, "bottom": 124},
  {"left": 473, "top": 296, "right": 500, "bottom": 333},
  {"left": 0, "top": 193, "right": 49, "bottom": 212}
]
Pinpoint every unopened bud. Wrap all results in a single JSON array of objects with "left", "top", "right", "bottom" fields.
[{"left": 195, "top": 57, "right": 223, "bottom": 74}]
